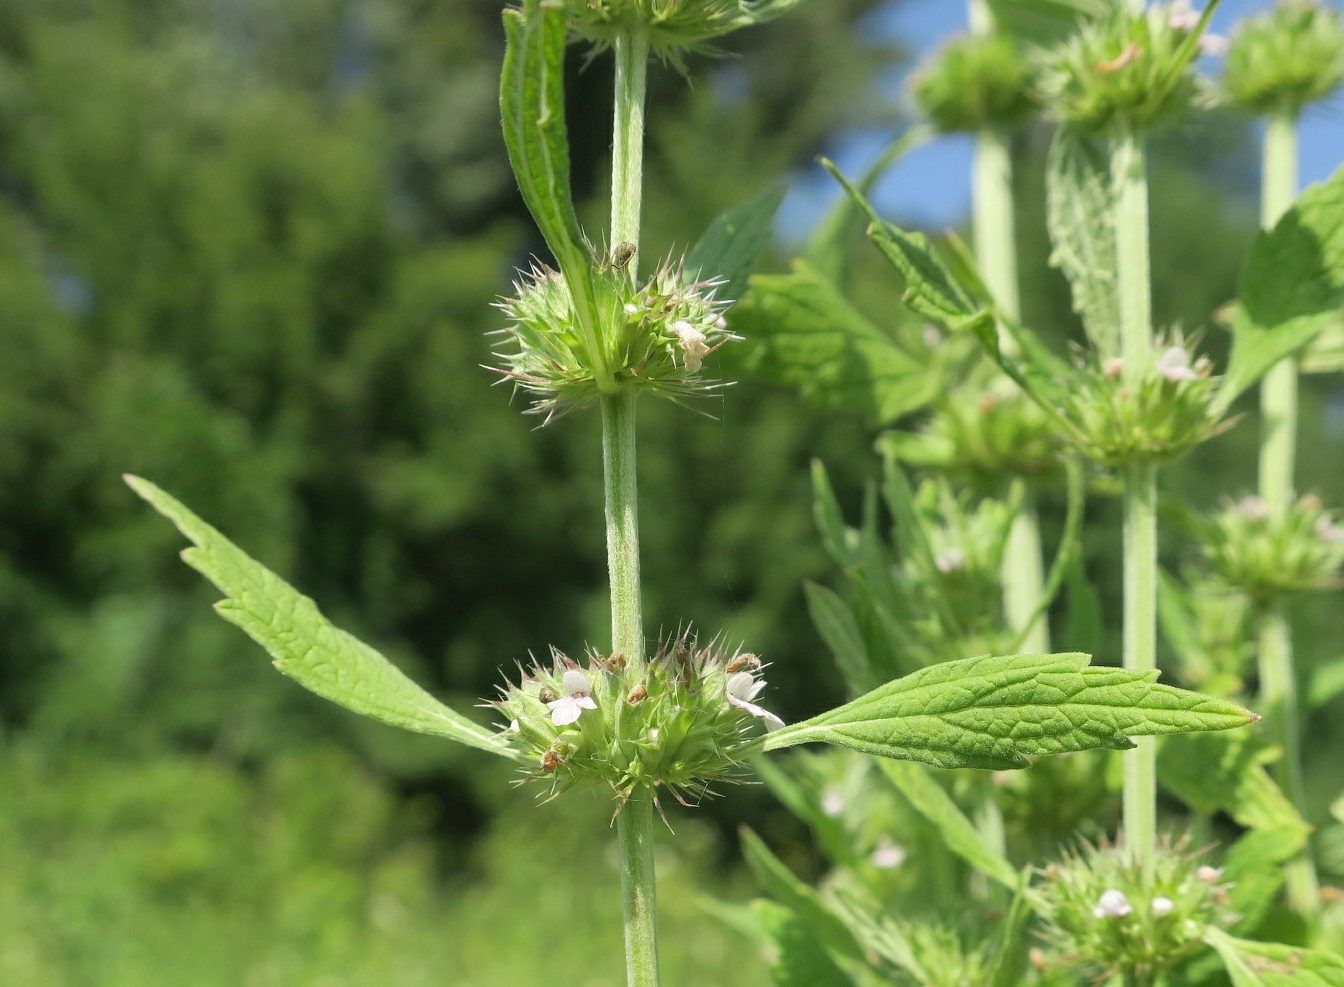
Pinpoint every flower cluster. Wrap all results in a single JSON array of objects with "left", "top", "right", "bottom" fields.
[
  {"left": 1036, "top": 2, "right": 1210, "bottom": 134},
  {"left": 1199, "top": 494, "right": 1344, "bottom": 601},
  {"left": 910, "top": 34, "right": 1038, "bottom": 134},
  {"left": 562, "top": 0, "right": 790, "bottom": 65},
  {"left": 879, "top": 374, "right": 1065, "bottom": 497},
  {"left": 1223, "top": 0, "right": 1344, "bottom": 116},
  {"left": 1032, "top": 838, "right": 1235, "bottom": 983},
  {"left": 492, "top": 253, "right": 735, "bottom": 420},
  {"left": 1058, "top": 335, "right": 1228, "bottom": 468},
  {"left": 491, "top": 631, "right": 783, "bottom": 803}
]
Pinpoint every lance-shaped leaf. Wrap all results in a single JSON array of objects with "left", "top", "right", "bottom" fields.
[
  {"left": 1046, "top": 128, "right": 1119, "bottom": 357},
  {"left": 125, "top": 476, "right": 521, "bottom": 761},
  {"left": 750, "top": 901, "right": 858, "bottom": 987},
  {"left": 1205, "top": 927, "right": 1344, "bottom": 987},
  {"left": 733, "top": 261, "right": 938, "bottom": 423},
  {"left": 1217, "top": 163, "right": 1344, "bottom": 412},
  {"left": 687, "top": 184, "right": 785, "bottom": 308},
  {"left": 822, "top": 159, "right": 992, "bottom": 334},
  {"left": 877, "top": 760, "right": 1019, "bottom": 890},
  {"left": 762, "top": 652, "right": 1257, "bottom": 770},
  {"left": 500, "top": 0, "right": 605, "bottom": 377}
]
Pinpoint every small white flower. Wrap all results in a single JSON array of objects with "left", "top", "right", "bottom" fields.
[
  {"left": 670, "top": 319, "right": 711, "bottom": 372},
  {"left": 1156, "top": 345, "right": 1199, "bottom": 382},
  {"left": 624, "top": 303, "right": 640, "bottom": 316},
  {"left": 547, "top": 669, "right": 598, "bottom": 726},
  {"left": 1151, "top": 896, "right": 1175, "bottom": 916},
  {"left": 1196, "top": 865, "right": 1223, "bottom": 883},
  {"left": 714, "top": 315, "right": 728, "bottom": 332},
  {"left": 821, "top": 786, "right": 845, "bottom": 818},
  {"left": 1168, "top": 1, "right": 1200, "bottom": 31},
  {"left": 870, "top": 838, "right": 906, "bottom": 869},
  {"left": 1315, "top": 514, "right": 1344, "bottom": 544},
  {"left": 1198, "top": 33, "right": 1229, "bottom": 55},
  {"left": 1238, "top": 495, "right": 1270, "bottom": 521},
  {"left": 1104, "top": 356, "right": 1126, "bottom": 379},
  {"left": 923, "top": 325, "right": 943, "bottom": 349},
  {"left": 1094, "top": 889, "right": 1133, "bottom": 918},
  {"left": 934, "top": 548, "right": 966, "bottom": 574},
  {"left": 726, "top": 671, "right": 785, "bottom": 731}
]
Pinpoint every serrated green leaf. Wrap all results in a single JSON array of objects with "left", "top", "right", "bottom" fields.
[
  {"left": 1217, "top": 164, "right": 1344, "bottom": 411},
  {"left": 125, "top": 476, "right": 520, "bottom": 761},
  {"left": 806, "top": 583, "right": 873, "bottom": 698},
  {"left": 687, "top": 184, "right": 785, "bottom": 307},
  {"left": 1046, "top": 128, "right": 1119, "bottom": 357},
  {"left": 1223, "top": 825, "right": 1309, "bottom": 932},
  {"left": 805, "top": 127, "right": 932, "bottom": 288},
  {"left": 811, "top": 460, "right": 860, "bottom": 570},
  {"left": 1205, "top": 927, "right": 1344, "bottom": 987},
  {"left": 734, "top": 261, "right": 937, "bottom": 423},
  {"left": 1158, "top": 731, "right": 1306, "bottom": 833},
  {"left": 762, "top": 652, "right": 1257, "bottom": 770},
  {"left": 1308, "top": 654, "right": 1344, "bottom": 708},
  {"left": 985, "top": 0, "right": 1105, "bottom": 43},
  {"left": 500, "top": 0, "right": 604, "bottom": 375},
  {"left": 750, "top": 900, "right": 858, "bottom": 987},
  {"left": 821, "top": 159, "right": 991, "bottom": 334},
  {"left": 877, "top": 760, "right": 1019, "bottom": 890}
]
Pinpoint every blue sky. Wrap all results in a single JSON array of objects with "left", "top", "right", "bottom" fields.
[{"left": 777, "top": 0, "right": 1344, "bottom": 238}]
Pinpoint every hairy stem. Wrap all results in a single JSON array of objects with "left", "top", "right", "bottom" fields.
[
  {"left": 610, "top": 29, "right": 649, "bottom": 267},
  {"left": 1256, "top": 108, "right": 1318, "bottom": 917},
  {"left": 1113, "top": 124, "right": 1156, "bottom": 874},
  {"left": 607, "top": 28, "right": 658, "bottom": 987},
  {"left": 618, "top": 788, "right": 661, "bottom": 987}
]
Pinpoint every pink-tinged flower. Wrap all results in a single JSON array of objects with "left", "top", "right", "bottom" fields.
[
  {"left": 1169, "top": 1, "right": 1201, "bottom": 32},
  {"left": 1238, "top": 495, "right": 1270, "bottom": 521},
  {"left": 1316, "top": 514, "right": 1344, "bottom": 544},
  {"left": 935, "top": 548, "right": 966, "bottom": 574},
  {"left": 1104, "top": 356, "right": 1126, "bottom": 379},
  {"left": 1198, "top": 33, "right": 1229, "bottom": 55},
  {"left": 1197, "top": 865, "right": 1223, "bottom": 883},
  {"left": 821, "top": 786, "right": 845, "bottom": 818},
  {"left": 870, "top": 838, "right": 906, "bottom": 869},
  {"left": 548, "top": 669, "right": 598, "bottom": 726},
  {"left": 726, "top": 671, "right": 785, "bottom": 731},
  {"left": 1152, "top": 896, "right": 1175, "bottom": 916},
  {"left": 1156, "top": 345, "right": 1199, "bottom": 382},
  {"left": 670, "top": 320, "right": 710, "bottom": 372},
  {"left": 1094, "top": 889, "right": 1132, "bottom": 918}
]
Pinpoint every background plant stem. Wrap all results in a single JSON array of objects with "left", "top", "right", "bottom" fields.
[
  {"left": 1113, "top": 125, "right": 1156, "bottom": 874},
  {"left": 607, "top": 26, "right": 660, "bottom": 987},
  {"left": 1256, "top": 107, "right": 1318, "bottom": 918}
]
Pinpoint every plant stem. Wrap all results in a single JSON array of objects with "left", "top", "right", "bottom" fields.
[
  {"left": 610, "top": 29, "right": 649, "bottom": 266},
  {"left": 607, "top": 28, "right": 659, "bottom": 987},
  {"left": 1112, "top": 124, "right": 1156, "bottom": 875},
  {"left": 1256, "top": 107, "right": 1318, "bottom": 918},
  {"left": 618, "top": 787, "right": 661, "bottom": 987}
]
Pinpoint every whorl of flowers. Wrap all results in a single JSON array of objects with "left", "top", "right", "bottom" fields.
[
  {"left": 1032, "top": 837, "right": 1235, "bottom": 984},
  {"left": 1036, "top": 2, "right": 1210, "bottom": 135},
  {"left": 561, "top": 0, "right": 798, "bottom": 66},
  {"left": 1223, "top": 0, "right": 1344, "bottom": 116},
  {"left": 1200, "top": 493, "right": 1344, "bottom": 601},
  {"left": 491, "top": 630, "right": 782, "bottom": 804},
  {"left": 492, "top": 251, "right": 736, "bottom": 421},
  {"left": 911, "top": 34, "right": 1038, "bottom": 134}
]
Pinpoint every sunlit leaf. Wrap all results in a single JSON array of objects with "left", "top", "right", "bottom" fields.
[{"left": 687, "top": 184, "right": 785, "bottom": 307}]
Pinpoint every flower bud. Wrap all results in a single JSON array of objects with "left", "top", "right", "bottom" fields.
[
  {"left": 911, "top": 34, "right": 1037, "bottom": 133},
  {"left": 1223, "top": 0, "right": 1344, "bottom": 117}
]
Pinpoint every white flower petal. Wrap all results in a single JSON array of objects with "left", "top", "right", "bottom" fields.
[
  {"left": 561, "top": 669, "right": 591, "bottom": 696},
  {"left": 1093, "top": 889, "right": 1132, "bottom": 918},
  {"left": 727, "top": 694, "right": 785, "bottom": 731},
  {"left": 1152, "top": 896, "right": 1175, "bottom": 916},
  {"left": 548, "top": 697, "right": 582, "bottom": 726},
  {"left": 870, "top": 839, "right": 906, "bottom": 869}
]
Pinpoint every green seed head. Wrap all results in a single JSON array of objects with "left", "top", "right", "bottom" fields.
[
  {"left": 1037, "top": 3, "right": 1209, "bottom": 135},
  {"left": 493, "top": 253, "right": 736, "bottom": 420},
  {"left": 1033, "top": 838, "right": 1235, "bottom": 983},
  {"left": 491, "top": 632, "right": 783, "bottom": 803},
  {"left": 1200, "top": 494, "right": 1344, "bottom": 601},
  {"left": 911, "top": 34, "right": 1038, "bottom": 134},
  {"left": 1223, "top": 0, "right": 1344, "bottom": 116}
]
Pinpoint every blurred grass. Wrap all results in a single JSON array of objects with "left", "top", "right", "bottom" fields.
[{"left": 0, "top": 743, "right": 771, "bottom": 986}]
